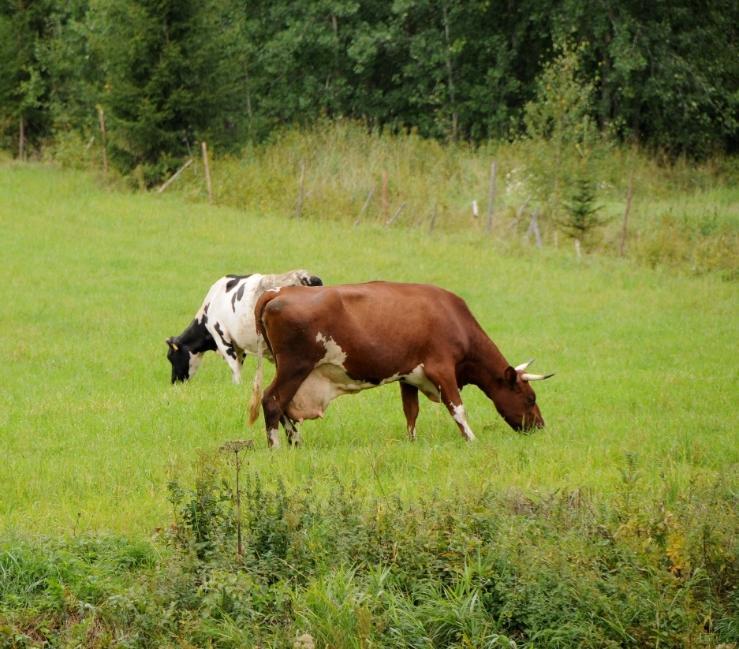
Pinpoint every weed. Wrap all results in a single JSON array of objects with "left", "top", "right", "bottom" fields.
[{"left": 1, "top": 472, "right": 736, "bottom": 647}]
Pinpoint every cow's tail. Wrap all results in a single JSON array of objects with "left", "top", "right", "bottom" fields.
[
  {"left": 247, "top": 291, "right": 279, "bottom": 426},
  {"left": 247, "top": 338, "right": 264, "bottom": 425}
]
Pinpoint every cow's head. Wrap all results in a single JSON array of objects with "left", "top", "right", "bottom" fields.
[
  {"left": 493, "top": 360, "right": 553, "bottom": 431},
  {"left": 296, "top": 270, "right": 323, "bottom": 287},
  {"left": 166, "top": 338, "right": 203, "bottom": 384}
]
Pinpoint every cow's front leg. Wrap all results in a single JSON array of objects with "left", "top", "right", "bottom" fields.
[
  {"left": 225, "top": 355, "right": 242, "bottom": 384},
  {"left": 425, "top": 368, "right": 476, "bottom": 441},
  {"left": 281, "top": 415, "right": 301, "bottom": 446},
  {"left": 215, "top": 341, "right": 242, "bottom": 383},
  {"left": 400, "top": 382, "right": 420, "bottom": 441}
]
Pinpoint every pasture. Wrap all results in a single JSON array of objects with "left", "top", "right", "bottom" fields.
[
  {"left": 1, "top": 162, "right": 735, "bottom": 537},
  {"left": 1, "top": 162, "right": 738, "bottom": 646}
]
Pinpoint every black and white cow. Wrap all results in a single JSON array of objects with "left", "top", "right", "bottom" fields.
[{"left": 166, "top": 270, "right": 322, "bottom": 384}]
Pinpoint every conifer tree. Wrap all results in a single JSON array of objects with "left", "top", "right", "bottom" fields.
[
  {"left": 0, "top": 0, "right": 54, "bottom": 155},
  {"left": 98, "top": 0, "right": 248, "bottom": 182}
]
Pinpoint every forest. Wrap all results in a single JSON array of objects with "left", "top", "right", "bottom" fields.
[{"left": 1, "top": 0, "right": 737, "bottom": 182}]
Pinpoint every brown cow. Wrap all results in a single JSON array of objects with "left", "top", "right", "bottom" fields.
[{"left": 249, "top": 281, "right": 553, "bottom": 447}]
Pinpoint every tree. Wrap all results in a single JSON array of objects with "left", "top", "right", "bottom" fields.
[
  {"left": 0, "top": 0, "right": 55, "bottom": 156},
  {"left": 96, "top": 0, "right": 249, "bottom": 182},
  {"left": 37, "top": 0, "right": 102, "bottom": 135},
  {"left": 555, "top": 0, "right": 739, "bottom": 156},
  {"left": 559, "top": 175, "right": 605, "bottom": 249},
  {"left": 523, "top": 42, "right": 599, "bottom": 215}
]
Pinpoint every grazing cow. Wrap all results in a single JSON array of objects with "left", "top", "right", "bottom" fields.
[
  {"left": 249, "top": 281, "right": 553, "bottom": 447},
  {"left": 166, "top": 270, "right": 322, "bottom": 385}
]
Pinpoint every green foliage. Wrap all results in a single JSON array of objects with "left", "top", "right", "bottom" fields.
[
  {"left": 0, "top": 0, "right": 55, "bottom": 153},
  {"left": 37, "top": 0, "right": 102, "bottom": 135},
  {"left": 88, "top": 0, "right": 250, "bottom": 181},
  {"left": 522, "top": 41, "right": 602, "bottom": 221},
  {"left": 637, "top": 210, "right": 739, "bottom": 280},
  {"left": 559, "top": 175, "right": 605, "bottom": 246},
  {"left": 166, "top": 121, "right": 737, "bottom": 275},
  {"left": 1, "top": 474, "right": 736, "bottom": 647},
  {"left": 524, "top": 42, "right": 595, "bottom": 149},
  {"left": 168, "top": 460, "right": 236, "bottom": 562},
  {"left": 563, "top": 0, "right": 739, "bottom": 157},
  {"left": 1, "top": 0, "right": 737, "bottom": 163},
  {"left": 0, "top": 535, "right": 156, "bottom": 646}
]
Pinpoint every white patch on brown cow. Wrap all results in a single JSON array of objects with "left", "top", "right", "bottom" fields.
[
  {"left": 451, "top": 403, "right": 476, "bottom": 441},
  {"left": 315, "top": 332, "right": 347, "bottom": 365},
  {"left": 288, "top": 334, "right": 379, "bottom": 421},
  {"left": 401, "top": 364, "right": 441, "bottom": 402},
  {"left": 287, "top": 367, "right": 339, "bottom": 421},
  {"left": 287, "top": 341, "right": 444, "bottom": 423},
  {"left": 268, "top": 428, "right": 280, "bottom": 447}
]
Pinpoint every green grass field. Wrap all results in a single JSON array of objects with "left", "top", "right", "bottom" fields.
[
  {"left": 1, "top": 162, "right": 736, "bottom": 537},
  {"left": 1, "top": 162, "right": 737, "bottom": 647}
]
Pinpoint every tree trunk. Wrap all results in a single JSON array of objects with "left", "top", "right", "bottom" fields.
[
  {"left": 441, "top": 0, "right": 458, "bottom": 140},
  {"left": 18, "top": 116, "right": 25, "bottom": 161}
]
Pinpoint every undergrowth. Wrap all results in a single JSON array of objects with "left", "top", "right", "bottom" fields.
[
  {"left": 43, "top": 121, "right": 739, "bottom": 279},
  {"left": 2, "top": 463, "right": 736, "bottom": 648}
]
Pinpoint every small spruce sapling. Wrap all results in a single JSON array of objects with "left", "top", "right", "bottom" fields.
[{"left": 559, "top": 175, "right": 605, "bottom": 251}]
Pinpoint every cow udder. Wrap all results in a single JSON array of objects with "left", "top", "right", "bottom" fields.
[{"left": 287, "top": 364, "right": 374, "bottom": 421}]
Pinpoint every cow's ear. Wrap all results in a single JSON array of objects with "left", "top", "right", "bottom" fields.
[
  {"left": 166, "top": 338, "right": 179, "bottom": 351},
  {"left": 503, "top": 366, "right": 517, "bottom": 387}
]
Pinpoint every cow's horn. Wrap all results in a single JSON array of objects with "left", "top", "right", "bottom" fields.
[
  {"left": 521, "top": 372, "right": 554, "bottom": 381},
  {"left": 515, "top": 359, "right": 534, "bottom": 372}
]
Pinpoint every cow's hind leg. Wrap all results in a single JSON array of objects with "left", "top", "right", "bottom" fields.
[
  {"left": 400, "top": 382, "right": 420, "bottom": 441},
  {"left": 424, "top": 367, "right": 476, "bottom": 442},
  {"left": 262, "top": 362, "right": 313, "bottom": 448}
]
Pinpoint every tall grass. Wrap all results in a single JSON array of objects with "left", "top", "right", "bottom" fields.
[
  {"left": 1, "top": 472, "right": 736, "bottom": 647},
  {"left": 159, "top": 121, "right": 738, "bottom": 277},
  {"left": 44, "top": 121, "right": 739, "bottom": 276}
]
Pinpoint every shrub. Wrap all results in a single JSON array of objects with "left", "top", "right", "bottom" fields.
[{"left": 1, "top": 468, "right": 735, "bottom": 647}]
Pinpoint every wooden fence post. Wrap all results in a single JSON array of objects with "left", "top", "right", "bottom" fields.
[
  {"left": 157, "top": 158, "right": 193, "bottom": 194},
  {"left": 486, "top": 160, "right": 497, "bottom": 233},
  {"left": 97, "top": 106, "right": 108, "bottom": 176},
  {"left": 619, "top": 174, "right": 634, "bottom": 256},
  {"left": 18, "top": 116, "right": 25, "bottom": 161},
  {"left": 293, "top": 160, "right": 305, "bottom": 219},
  {"left": 381, "top": 170, "right": 389, "bottom": 222},
  {"left": 201, "top": 141, "right": 213, "bottom": 203},
  {"left": 353, "top": 186, "right": 374, "bottom": 226},
  {"left": 526, "top": 208, "right": 542, "bottom": 248},
  {"left": 385, "top": 202, "right": 406, "bottom": 227},
  {"left": 429, "top": 202, "right": 438, "bottom": 233}
]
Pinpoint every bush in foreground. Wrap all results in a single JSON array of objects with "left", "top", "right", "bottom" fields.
[{"left": 1, "top": 468, "right": 736, "bottom": 648}]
